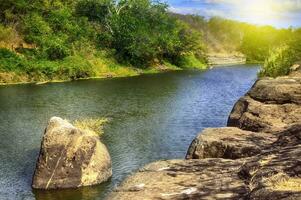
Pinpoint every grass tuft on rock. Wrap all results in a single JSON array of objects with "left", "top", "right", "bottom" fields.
[{"left": 74, "top": 118, "right": 108, "bottom": 136}]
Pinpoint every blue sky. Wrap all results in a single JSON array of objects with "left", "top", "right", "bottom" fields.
[{"left": 166, "top": 0, "right": 301, "bottom": 28}]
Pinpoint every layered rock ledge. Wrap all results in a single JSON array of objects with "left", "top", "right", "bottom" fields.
[
  {"left": 108, "top": 68, "right": 301, "bottom": 200},
  {"left": 32, "top": 117, "right": 112, "bottom": 189},
  {"left": 186, "top": 127, "right": 277, "bottom": 160},
  {"left": 228, "top": 76, "right": 301, "bottom": 132}
]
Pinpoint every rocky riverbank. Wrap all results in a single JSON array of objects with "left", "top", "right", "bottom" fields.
[
  {"left": 208, "top": 54, "right": 246, "bottom": 66},
  {"left": 108, "top": 65, "right": 301, "bottom": 199}
]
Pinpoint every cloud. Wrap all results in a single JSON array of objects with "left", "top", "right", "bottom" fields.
[
  {"left": 168, "top": 0, "right": 301, "bottom": 27},
  {"left": 188, "top": 0, "right": 301, "bottom": 13}
]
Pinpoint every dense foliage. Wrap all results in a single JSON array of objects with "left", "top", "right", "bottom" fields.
[
  {"left": 0, "top": 0, "right": 206, "bottom": 83},
  {"left": 1, "top": 0, "right": 300, "bottom": 82},
  {"left": 259, "top": 30, "right": 301, "bottom": 77}
]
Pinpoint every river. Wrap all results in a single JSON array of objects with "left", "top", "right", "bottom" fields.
[{"left": 0, "top": 64, "right": 259, "bottom": 200}]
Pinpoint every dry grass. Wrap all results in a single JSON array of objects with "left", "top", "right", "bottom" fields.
[
  {"left": 265, "top": 173, "right": 301, "bottom": 192},
  {"left": 74, "top": 118, "right": 108, "bottom": 136},
  {"left": 274, "top": 177, "right": 301, "bottom": 192}
]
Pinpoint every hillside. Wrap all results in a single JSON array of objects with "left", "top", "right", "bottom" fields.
[
  {"left": 0, "top": 0, "right": 206, "bottom": 84},
  {"left": 1, "top": 0, "right": 300, "bottom": 84}
]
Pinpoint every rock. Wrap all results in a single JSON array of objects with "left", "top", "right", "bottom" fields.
[
  {"left": 186, "top": 127, "right": 277, "bottom": 159},
  {"left": 109, "top": 124, "right": 301, "bottom": 200},
  {"left": 108, "top": 71, "right": 301, "bottom": 199},
  {"left": 32, "top": 117, "right": 112, "bottom": 189},
  {"left": 248, "top": 77, "right": 301, "bottom": 105},
  {"left": 108, "top": 159, "right": 248, "bottom": 200},
  {"left": 228, "top": 76, "right": 301, "bottom": 132},
  {"left": 239, "top": 124, "right": 301, "bottom": 200},
  {"left": 207, "top": 54, "right": 246, "bottom": 65},
  {"left": 290, "top": 62, "right": 301, "bottom": 76}
]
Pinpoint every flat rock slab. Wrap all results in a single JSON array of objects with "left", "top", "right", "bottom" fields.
[
  {"left": 108, "top": 159, "right": 248, "bottom": 200},
  {"left": 186, "top": 127, "right": 277, "bottom": 159},
  {"left": 32, "top": 117, "right": 112, "bottom": 189},
  {"left": 248, "top": 77, "right": 301, "bottom": 105}
]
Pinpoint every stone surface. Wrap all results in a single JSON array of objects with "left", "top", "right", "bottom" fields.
[
  {"left": 239, "top": 124, "right": 301, "bottom": 200},
  {"left": 32, "top": 117, "right": 112, "bottom": 189},
  {"left": 186, "top": 127, "right": 277, "bottom": 159},
  {"left": 108, "top": 159, "right": 248, "bottom": 200},
  {"left": 109, "top": 124, "right": 301, "bottom": 200},
  {"left": 228, "top": 76, "right": 301, "bottom": 132},
  {"left": 207, "top": 54, "right": 246, "bottom": 65}
]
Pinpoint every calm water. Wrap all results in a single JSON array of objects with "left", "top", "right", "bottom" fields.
[{"left": 0, "top": 65, "right": 259, "bottom": 200}]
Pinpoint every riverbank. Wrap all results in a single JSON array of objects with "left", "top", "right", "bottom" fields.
[
  {"left": 207, "top": 53, "right": 246, "bottom": 66},
  {"left": 0, "top": 54, "right": 252, "bottom": 86},
  {"left": 0, "top": 63, "right": 184, "bottom": 86},
  {"left": 108, "top": 65, "right": 301, "bottom": 199}
]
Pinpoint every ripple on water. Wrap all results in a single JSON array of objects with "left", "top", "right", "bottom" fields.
[{"left": 0, "top": 65, "right": 259, "bottom": 200}]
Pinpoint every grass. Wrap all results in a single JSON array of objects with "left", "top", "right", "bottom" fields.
[
  {"left": 274, "top": 177, "right": 301, "bottom": 192},
  {"left": 259, "top": 46, "right": 297, "bottom": 77},
  {"left": 266, "top": 173, "right": 301, "bottom": 192},
  {"left": 0, "top": 48, "right": 196, "bottom": 85},
  {"left": 177, "top": 54, "right": 207, "bottom": 69},
  {"left": 74, "top": 118, "right": 109, "bottom": 136}
]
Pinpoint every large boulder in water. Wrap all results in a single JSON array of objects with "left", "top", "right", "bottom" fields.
[{"left": 32, "top": 117, "right": 112, "bottom": 189}]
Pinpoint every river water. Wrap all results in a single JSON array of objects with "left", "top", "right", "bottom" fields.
[{"left": 0, "top": 65, "right": 259, "bottom": 200}]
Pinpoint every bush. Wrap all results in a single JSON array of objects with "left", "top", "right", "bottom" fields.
[
  {"left": 23, "top": 13, "right": 52, "bottom": 44},
  {"left": 259, "top": 46, "right": 297, "bottom": 77},
  {"left": 58, "top": 56, "right": 95, "bottom": 79},
  {"left": 45, "top": 41, "right": 70, "bottom": 60},
  {"left": 0, "top": 25, "right": 15, "bottom": 43},
  {"left": 76, "top": 0, "right": 111, "bottom": 23},
  {"left": 0, "top": 48, "right": 25, "bottom": 71},
  {"left": 175, "top": 54, "right": 206, "bottom": 69}
]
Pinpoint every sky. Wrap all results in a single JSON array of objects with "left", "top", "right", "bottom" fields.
[{"left": 166, "top": 0, "right": 301, "bottom": 28}]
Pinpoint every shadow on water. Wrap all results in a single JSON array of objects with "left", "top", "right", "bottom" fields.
[
  {"left": 0, "top": 65, "right": 259, "bottom": 200},
  {"left": 33, "top": 182, "right": 111, "bottom": 200}
]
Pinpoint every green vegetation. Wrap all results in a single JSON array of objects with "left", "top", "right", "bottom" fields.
[
  {"left": 175, "top": 15, "right": 298, "bottom": 63},
  {"left": 1, "top": 0, "right": 300, "bottom": 83},
  {"left": 175, "top": 15, "right": 301, "bottom": 77},
  {"left": 259, "top": 30, "right": 301, "bottom": 77},
  {"left": 0, "top": 0, "right": 206, "bottom": 84}
]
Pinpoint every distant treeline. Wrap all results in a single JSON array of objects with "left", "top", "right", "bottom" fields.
[
  {"left": 0, "top": 0, "right": 300, "bottom": 83},
  {"left": 175, "top": 14, "right": 300, "bottom": 62},
  {"left": 175, "top": 14, "right": 301, "bottom": 77}
]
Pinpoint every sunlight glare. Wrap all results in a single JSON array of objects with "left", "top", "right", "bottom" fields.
[{"left": 234, "top": 0, "right": 283, "bottom": 26}]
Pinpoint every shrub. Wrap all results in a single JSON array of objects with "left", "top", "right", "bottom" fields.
[
  {"left": 259, "top": 46, "right": 297, "bottom": 77},
  {"left": 75, "top": 0, "right": 111, "bottom": 23},
  {"left": 23, "top": 13, "right": 52, "bottom": 44},
  {"left": 0, "top": 25, "right": 15, "bottom": 43},
  {"left": 58, "top": 56, "right": 95, "bottom": 79},
  {"left": 0, "top": 48, "right": 25, "bottom": 71},
  {"left": 175, "top": 54, "right": 206, "bottom": 69},
  {"left": 45, "top": 41, "right": 70, "bottom": 60}
]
